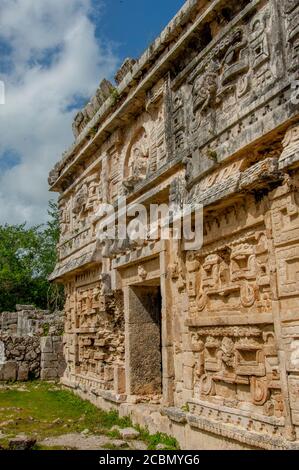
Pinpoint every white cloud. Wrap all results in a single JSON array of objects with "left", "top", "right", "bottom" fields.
[{"left": 0, "top": 0, "right": 118, "bottom": 225}]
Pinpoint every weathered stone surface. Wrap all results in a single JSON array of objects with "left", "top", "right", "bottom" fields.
[
  {"left": 119, "top": 428, "right": 140, "bottom": 440},
  {"left": 9, "top": 436, "right": 36, "bottom": 450},
  {"left": 129, "top": 440, "right": 148, "bottom": 450},
  {"left": 40, "top": 337, "right": 53, "bottom": 353},
  {"left": 16, "top": 305, "right": 35, "bottom": 312},
  {"left": 17, "top": 364, "right": 29, "bottom": 381},
  {"left": 0, "top": 308, "right": 64, "bottom": 382},
  {"left": 49, "top": 0, "right": 299, "bottom": 451},
  {"left": 3, "top": 361, "right": 17, "bottom": 381},
  {"left": 40, "top": 368, "right": 59, "bottom": 380},
  {"left": 156, "top": 443, "right": 167, "bottom": 450}
]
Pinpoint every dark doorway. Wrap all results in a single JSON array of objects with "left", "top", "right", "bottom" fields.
[{"left": 126, "top": 284, "right": 162, "bottom": 396}]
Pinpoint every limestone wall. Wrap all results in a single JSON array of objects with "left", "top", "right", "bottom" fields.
[
  {"left": 0, "top": 335, "right": 40, "bottom": 381},
  {"left": 0, "top": 305, "right": 64, "bottom": 337},
  {"left": 41, "top": 336, "right": 66, "bottom": 381},
  {"left": 62, "top": 272, "right": 125, "bottom": 396},
  {"left": 49, "top": 0, "right": 299, "bottom": 450},
  {"left": 0, "top": 307, "right": 65, "bottom": 382}
]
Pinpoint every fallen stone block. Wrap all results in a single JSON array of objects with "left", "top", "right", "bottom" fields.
[{"left": 119, "top": 428, "right": 140, "bottom": 440}]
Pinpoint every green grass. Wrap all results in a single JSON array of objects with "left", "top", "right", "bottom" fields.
[
  {"left": 33, "top": 444, "right": 74, "bottom": 451},
  {"left": 0, "top": 381, "right": 179, "bottom": 451},
  {"left": 136, "top": 426, "right": 179, "bottom": 451},
  {"left": 0, "top": 381, "right": 131, "bottom": 445}
]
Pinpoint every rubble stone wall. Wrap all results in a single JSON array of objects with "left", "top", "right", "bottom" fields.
[
  {"left": 0, "top": 307, "right": 65, "bottom": 382},
  {"left": 0, "top": 335, "right": 40, "bottom": 381}
]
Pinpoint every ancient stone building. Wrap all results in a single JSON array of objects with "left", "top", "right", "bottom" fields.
[{"left": 49, "top": 0, "right": 299, "bottom": 449}]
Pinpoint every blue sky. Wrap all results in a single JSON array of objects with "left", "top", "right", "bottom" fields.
[
  {"left": 96, "top": 0, "right": 186, "bottom": 60},
  {"left": 0, "top": 0, "right": 186, "bottom": 225}
]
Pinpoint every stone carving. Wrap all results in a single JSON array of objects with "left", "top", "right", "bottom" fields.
[
  {"left": 191, "top": 25, "right": 250, "bottom": 123},
  {"left": 49, "top": 0, "right": 299, "bottom": 450},
  {"left": 72, "top": 79, "right": 114, "bottom": 138},
  {"left": 62, "top": 270, "right": 124, "bottom": 393},
  {"left": 73, "top": 185, "right": 88, "bottom": 215},
  {"left": 278, "top": 124, "right": 299, "bottom": 170},
  {"left": 185, "top": 230, "right": 271, "bottom": 321},
  {"left": 123, "top": 128, "right": 149, "bottom": 193},
  {"left": 48, "top": 163, "right": 60, "bottom": 186},
  {"left": 193, "top": 62, "right": 219, "bottom": 116},
  {"left": 283, "top": 0, "right": 299, "bottom": 72},
  {"left": 249, "top": 8, "right": 273, "bottom": 88},
  {"left": 115, "top": 58, "right": 136, "bottom": 85},
  {"left": 191, "top": 325, "right": 282, "bottom": 418}
]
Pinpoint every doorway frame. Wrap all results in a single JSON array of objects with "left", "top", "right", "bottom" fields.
[{"left": 116, "top": 243, "right": 174, "bottom": 405}]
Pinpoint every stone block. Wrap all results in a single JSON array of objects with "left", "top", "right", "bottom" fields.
[
  {"left": 40, "top": 337, "right": 53, "bottom": 353},
  {"left": 17, "top": 364, "right": 29, "bottom": 381},
  {"left": 183, "top": 352, "right": 196, "bottom": 368},
  {"left": 3, "top": 361, "right": 17, "bottom": 381},
  {"left": 183, "top": 365, "right": 194, "bottom": 390},
  {"left": 114, "top": 366, "right": 126, "bottom": 394},
  {"left": 119, "top": 428, "right": 140, "bottom": 440},
  {"left": 16, "top": 305, "right": 35, "bottom": 311},
  {"left": 40, "top": 368, "right": 58, "bottom": 380},
  {"left": 41, "top": 360, "right": 58, "bottom": 369},
  {"left": 126, "top": 286, "right": 160, "bottom": 324},
  {"left": 41, "top": 352, "right": 58, "bottom": 362},
  {"left": 53, "top": 340, "right": 63, "bottom": 354},
  {"left": 57, "top": 357, "right": 67, "bottom": 377},
  {"left": 104, "top": 366, "right": 114, "bottom": 382}
]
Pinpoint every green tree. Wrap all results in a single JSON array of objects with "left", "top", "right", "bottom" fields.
[{"left": 0, "top": 201, "right": 64, "bottom": 312}]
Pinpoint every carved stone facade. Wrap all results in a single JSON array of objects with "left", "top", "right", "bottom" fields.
[{"left": 49, "top": 0, "right": 299, "bottom": 450}]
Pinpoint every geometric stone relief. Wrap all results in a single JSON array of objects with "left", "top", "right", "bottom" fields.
[
  {"left": 49, "top": 0, "right": 299, "bottom": 449},
  {"left": 249, "top": 6, "right": 274, "bottom": 89},
  {"left": 276, "top": 245, "right": 299, "bottom": 297},
  {"left": 63, "top": 268, "right": 124, "bottom": 394},
  {"left": 278, "top": 124, "right": 299, "bottom": 171},
  {"left": 72, "top": 79, "right": 114, "bottom": 138},
  {"left": 289, "top": 339, "right": 299, "bottom": 371},
  {"left": 185, "top": 230, "right": 272, "bottom": 323},
  {"left": 122, "top": 127, "right": 150, "bottom": 194},
  {"left": 187, "top": 3, "right": 277, "bottom": 148},
  {"left": 271, "top": 191, "right": 299, "bottom": 246},
  {"left": 289, "top": 376, "right": 299, "bottom": 425},
  {"left": 146, "top": 79, "right": 168, "bottom": 172},
  {"left": 57, "top": 170, "right": 103, "bottom": 260},
  {"left": 189, "top": 326, "right": 283, "bottom": 420},
  {"left": 283, "top": 0, "right": 299, "bottom": 73}
]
